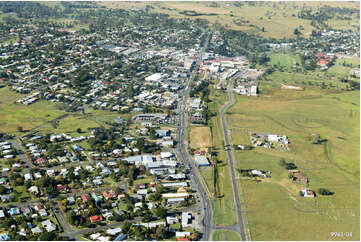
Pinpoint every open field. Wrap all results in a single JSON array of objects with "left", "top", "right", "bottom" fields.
[
  {"left": 226, "top": 83, "right": 359, "bottom": 240},
  {"left": 269, "top": 53, "right": 302, "bottom": 69},
  {"left": 326, "top": 57, "right": 361, "bottom": 79},
  {"left": 98, "top": 1, "right": 359, "bottom": 39},
  {"left": 0, "top": 87, "right": 66, "bottom": 135},
  {"left": 189, "top": 126, "right": 211, "bottom": 150},
  {"left": 212, "top": 229, "right": 242, "bottom": 241},
  {"left": 264, "top": 70, "right": 354, "bottom": 89}
]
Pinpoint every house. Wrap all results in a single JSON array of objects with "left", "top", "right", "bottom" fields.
[
  {"left": 166, "top": 216, "right": 179, "bottom": 224},
  {"left": 31, "top": 227, "right": 43, "bottom": 234},
  {"left": 21, "top": 206, "right": 32, "bottom": 217},
  {"left": 34, "top": 172, "right": 42, "bottom": 179},
  {"left": 0, "top": 195, "right": 12, "bottom": 203},
  {"left": 177, "top": 238, "right": 190, "bottom": 241},
  {"left": 103, "top": 212, "right": 113, "bottom": 219},
  {"left": 0, "top": 234, "right": 10, "bottom": 241},
  {"left": 167, "top": 197, "right": 185, "bottom": 205},
  {"left": 38, "top": 209, "right": 48, "bottom": 217},
  {"left": 81, "top": 195, "right": 88, "bottom": 203},
  {"left": 90, "top": 233, "right": 101, "bottom": 240},
  {"left": 176, "top": 231, "right": 191, "bottom": 237},
  {"left": 28, "top": 186, "right": 39, "bottom": 194},
  {"left": 106, "top": 228, "right": 122, "bottom": 236},
  {"left": 147, "top": 202, "right": 156, "bottom": 210},
  {"left": 9, "top": 207, "right": 20, "bottom": 216},
  {"left": 90, "top": 215, "right": 103, "bottom": 223},
  {"left": 56, "top": 184, "right": 68, "bottom": 192},
  {"left": 67, "top": 196, "right": 75, "bottom": 205},
  {"left": 162, "top": 193, "right": 189, "bottom": 198},
  {"left": 251, "top": 170, "right": 266, "bottom": 178},
  {"left": 181, "top": 212, "right": 192, "bottom": 227},
  {"left": 113, "top": 234, "right": 127, "bottom": 241},
  {"left": 41, "top": 220, "right": 56, "bottom": 232},
  {"left": 0, "top": 210, "right": 5, "bottom": 218},
  {"left": 301, "top": 188, "right": 315, "bottom": 198},
  {"left": 137, "top": 189, "right": 148, "bottom": 196},
  {"left": 46, "top": 169, "right": 55, "bottom": 176},
  {"left": 91, "top": 193, "right": 103, "bottom": 203},
  {"left": 0, "top": 178, "right": 7, "bottom": 185},
  {"left": 103, "top": 190, "right": 116, "bottom": 200}
]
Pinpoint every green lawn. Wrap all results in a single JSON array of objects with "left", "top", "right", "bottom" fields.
[
  {"left": 227, "top": 83, "right": 360, "bottom": 240},
  {"left": 326, "top": 57, "right": 360, "bottom": 79},
  {"left": 212, "top": 229, "right": 242, "bottom": 241},
  {"left": 269, "top": 53, "right": 302, "bottom": 69},
  {"left": 265, "top": 70, "right": 350, "bottom": 89},
  {"left": 0, "top": 87, "right": 65, "bottom": 135}
]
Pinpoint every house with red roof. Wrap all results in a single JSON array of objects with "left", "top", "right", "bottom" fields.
[
  {"left": 193, "top": 150, "right": 201, "bottom": 155},
  {"left": 90, "top": 215, "right": 103, "bottom": 223},
  {"left": 81, "top": 195, "right": 88, "bottom": 203},
  {"left": 102, "top": 190, "right": 116, "bottom": 200},
  {"left": 177, "top": 238, "right": 190, "bottom": 241},
  {"left": 56, "top": 184, "right": 68, "bottom": 192}
]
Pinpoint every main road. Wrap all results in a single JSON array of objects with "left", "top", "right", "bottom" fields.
[
  {"left": 219, "top": 77, "right": 247, "bottom": 240},
  {"left": 176, "top": 31, "right": 212, "bottom": 241}
]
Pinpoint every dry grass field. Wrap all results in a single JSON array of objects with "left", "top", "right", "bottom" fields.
[
  {"left": 98, "top": 1, "right": 359, "bottom": 39},
  {"left": 189, "top": 126, "right": 212, "bottom": 150}
]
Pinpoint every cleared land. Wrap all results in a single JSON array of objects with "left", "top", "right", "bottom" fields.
[
  {"left": 189, "top": 126, "right": 212, "bottom": 150},
  {"left": 212, "top": 229, "right": 242, "bottom": 241},
  {"left": 227, "top": 82, "right": 360, "bottom": 240},
  {"left": 0, "top": 87, "right": 65, "bottom": 135}
]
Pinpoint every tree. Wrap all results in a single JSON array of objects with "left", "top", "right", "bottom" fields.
[
  {"left": 155, "top": 225, "right": 168, "bottom": 240},
  {"left": 293, "top": 28, "right": 301, "bottom": 36},
  {"left": 318, "top": 188, "right": 334, "bottom": 196},
  {"left": 122, "top": 221, "right": 132, "bottom": 234},
  {"left": 153, "top": 207, "right": 167, "bottom": 219},
  {"left": 0, "top": 186, "right": 6, "bottom": 195},
  {"left": 76, "top": 128, "right": 82, "bottom": 133},
  {"left": 17, "top": 126, "right": 23, "bottom": 132},
  {"left": 39, "top": 232, "right": 57, "bottom": 241},
  {"left": 279, "top": 158, "right": 286, "bottom": 167}
]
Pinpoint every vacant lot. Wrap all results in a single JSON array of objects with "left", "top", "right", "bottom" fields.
[
  {"left": 212, "top": 230, "right": 241, "bottom": 241},
  {"left": 0, "top": 87, "right": 65, "bottom": 135},
  {"left": 189, "top": 126, "right": 211, "bottom": 150},
  {"left": 227, "top": 83, "right": 360, "bottom": 240}
]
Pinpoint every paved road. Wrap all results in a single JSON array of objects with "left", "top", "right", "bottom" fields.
[
  {"left": 10, "top": 140, "right": 33, "bottom": 169},
  {"left": 176, "top": 32, "right": 212, "bottom": 241},
  {"left": 219, "top": 79, "right": 247, "bottom": 240}
]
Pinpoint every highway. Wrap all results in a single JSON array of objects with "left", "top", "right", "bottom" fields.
[
  {"left": 176, "top": 31, "right": 212, "bottom": 241},
  {"left": 219, "top": 77, "right": 247, "bottom": 240}
]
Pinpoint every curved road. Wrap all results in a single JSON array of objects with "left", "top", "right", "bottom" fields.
[{"left": 219, "top": 80, "right": 247, "bottom": 240}]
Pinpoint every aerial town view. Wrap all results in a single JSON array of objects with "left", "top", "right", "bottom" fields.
[{"left": 0, "top": 1, "right": 359, "bottom": 241}]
